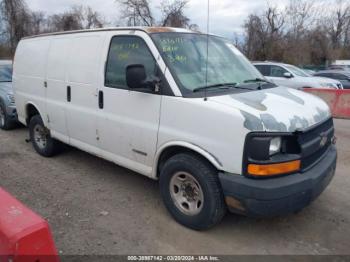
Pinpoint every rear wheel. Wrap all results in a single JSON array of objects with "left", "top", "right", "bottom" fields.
[
  {"left": 0, "top": 101, "right": 14, "bottom": 130},
  {"left": 159, "top": 153, "right": 226, "bottom": 230},
  {"left": 29, "top": 115, "right": 60, "bottom": 157}
]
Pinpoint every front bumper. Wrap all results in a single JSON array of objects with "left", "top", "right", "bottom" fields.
[
  {"left": 6, "top": 105, "right": 18, "bottom": 121},
  {"left": 219, "top": 145, "right": 337, "bottom": 217}
]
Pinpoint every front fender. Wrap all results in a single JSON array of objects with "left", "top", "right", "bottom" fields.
[{"left": 152, "top": 141, "right": 223, "bottom": 179}]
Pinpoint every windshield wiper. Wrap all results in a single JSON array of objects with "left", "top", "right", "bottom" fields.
[
  {"left": 243, "top": 78, "right": 271, "bottom": 84},
  {"left": 237, "top": 78, "right": 274, "bottom": 90},
  {"left": 193, "top": 83, "right": 237, "bottom": 93}
]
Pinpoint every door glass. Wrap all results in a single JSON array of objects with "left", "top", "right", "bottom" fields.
[
  {"left": 270, "top": 66, "right": 288, "bottom": 77},
  {"left": 254, "top": 65, "right": 271, "bottom": 76},
  {"left": 105, "top": 36, "right": 156, "bottom": 89}
]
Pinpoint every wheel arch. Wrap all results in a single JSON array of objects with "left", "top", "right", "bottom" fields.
[
  {"left": 25, "top": 102, "right": 44, "bottom": 126},
  {"left": 153, "top": 141, "right": 223, "bottom": 179}
]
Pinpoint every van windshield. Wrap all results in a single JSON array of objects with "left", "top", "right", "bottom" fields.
[{"left": 152, "top": 33, "right": 264, "bottom": 95}]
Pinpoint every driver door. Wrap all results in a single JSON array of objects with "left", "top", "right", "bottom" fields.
[{"left": 97, "top": 32, "right": 163, "bottom": 175}]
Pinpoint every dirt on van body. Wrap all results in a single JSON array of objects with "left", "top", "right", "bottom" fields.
[{"left": 0, "top": 120, "right": 349, "bottom": 256}]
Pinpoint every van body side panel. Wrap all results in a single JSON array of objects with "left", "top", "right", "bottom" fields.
[
  {"left": 46, "top": 37, "right": 71, "bottom": 142},
  {"left": 157, "top": 96, "right": 249, "bottom": 175},
  {"left": 13, "top": 39, "right": 50, "bottom": 126},
  {"left": 65, "top": 34, "right": 104, "bottom": 150}
]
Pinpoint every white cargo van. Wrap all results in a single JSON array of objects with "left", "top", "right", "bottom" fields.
[{"left": 13, "top": 27, "right": 337, "bottom": 230}]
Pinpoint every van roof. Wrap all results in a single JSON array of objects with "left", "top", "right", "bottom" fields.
[{"left": 23, "top": 27, "right": 197, "bottom": 40}]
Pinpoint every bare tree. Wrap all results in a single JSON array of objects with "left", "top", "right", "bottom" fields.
[
  {"left": 47, "top": 5, "right": 105, "bottom": 32},
  {"left": 160, "top": 0, "right": 190, "bottom": 28},
  {"left": 327, "top": 0, "right": 350, "bottom": 49},
  {"left": 85, "top": 6, "right": 104, "bottom": 29},
  {"left": 285, "top": 0, "right": 316, "bottom": 35},
  {"left": 243, "top": 5, "right": 285, "bottom": 61},
  {"left": 283, "top": 0, "right": 317, "bottom": 64},
  {"left": 0, "top": 0, "right": 31, "bottom": 53},
  {"left": 30, "top": 11, "right": 46, "bottom": 35},
  {"left": 117, "top": 0, "right": 154, "bottom": 26},
  {"left": 241, "top": 0, "right": 350, "bottom": 65}
]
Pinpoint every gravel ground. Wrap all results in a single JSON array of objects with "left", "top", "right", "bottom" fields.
[{"left": 0, "top": 119, "right": 349, "bottom": 255}]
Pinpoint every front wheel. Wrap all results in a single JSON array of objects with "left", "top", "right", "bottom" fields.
[
  {"left": 29, "top": 115, "right": 60, "bottom": 157},
  {"left": 159, "top": 153, "right": 226, "bottom": 230}
]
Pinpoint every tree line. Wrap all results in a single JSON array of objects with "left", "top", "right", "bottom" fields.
[
  {"left": 0, "top": 0, "right": 195, "bottom": 57},
  {"left": 241, "top": 0, "right": 350, "bottom": 66},
  {"left": 0, "top": 0, "right": 349, "bottom": 66}
]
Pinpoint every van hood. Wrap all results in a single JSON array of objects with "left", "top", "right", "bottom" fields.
[{"left": 210, "top": 87, "right": 331, "bottom": 132}]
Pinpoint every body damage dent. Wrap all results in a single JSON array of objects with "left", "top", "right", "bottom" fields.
[
  {"left": 231, "top": 87, "right": 305, "bottom": 112},
  {"left": 242, "top": 109, "right": 330, "bottom": 132},
  {"left": 232, "top": 87, "right": 330, "bottom": 132}
]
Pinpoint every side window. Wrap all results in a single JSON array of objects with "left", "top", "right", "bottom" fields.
[
  {"left": 315, "top": 73, "right": 329, "bottom": 78},
  {"left": 270, "top": 66, "right": 288, "bottom": 77},
  {"left": 254, "top": 65, "right": 271, "bottom": 76},
  {"left": 105, "top": 36, "right": 156, "bottom": 89}
]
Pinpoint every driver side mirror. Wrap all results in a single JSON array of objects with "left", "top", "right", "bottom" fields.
[
  {"left": 283, "top": 72, "right": 293, "bottom": 79},
  {"left": 126, "top": 64, "right": 147, "bottom": 90},
  {"left": 126, "top": 64, "right": 160, "bottom": 93}
]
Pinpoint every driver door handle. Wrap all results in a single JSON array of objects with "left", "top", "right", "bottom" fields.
[
  {"left": 67, "top": 86, "right": 71, "bottom": 102},
  {"left": 98, "top": 91, "right": 104, "bottom": 109}
]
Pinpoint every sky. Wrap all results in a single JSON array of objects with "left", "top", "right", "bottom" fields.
[{"left": 26, "top": 0, "right": 291, "bottom": 38}]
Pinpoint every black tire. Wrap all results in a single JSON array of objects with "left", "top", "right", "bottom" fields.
[
  {"left": 159, "top": 153, "right": 226, "bottom": 230},
  {"left": 29, "top": 115, "right": 60, "bottom": 157},
  {"left": 0, "top": 101, "right": 14, "bottom": 130}
]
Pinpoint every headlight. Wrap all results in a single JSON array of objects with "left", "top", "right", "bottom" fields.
[
  {"left": 269, "top": 137, "right": 281, "bottom": 156},
  {"left": 7, "top": 94, "right": 15, "bottom": 104},
  {"left": 322, "top": 83, "right": 337, "bottom": 89},
  {"left": 244, "top": 134, "right": 301, "bottom": 177}
]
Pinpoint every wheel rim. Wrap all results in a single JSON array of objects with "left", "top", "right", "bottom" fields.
[
  {"left": 33, "top": 124, "right": 48, "bottom": 149},
  {"left": 0, "top": 106, "right": 5, "bottom": 127},
  {"left": 170, "top": 172, "right": 204, "bottom": 216}
]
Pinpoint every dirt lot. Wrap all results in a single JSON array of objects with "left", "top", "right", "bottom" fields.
[{"left": 0, "top": 119, "right": 349, "bottom": 255}]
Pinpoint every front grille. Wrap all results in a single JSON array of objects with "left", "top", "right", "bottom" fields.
[{"left": 298, "top": 118, "right": 334, "bottom": 171}]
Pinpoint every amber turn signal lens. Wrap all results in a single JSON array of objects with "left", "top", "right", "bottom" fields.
[{"left": 248, "top": 160, "right": 301, "bottom": 176}]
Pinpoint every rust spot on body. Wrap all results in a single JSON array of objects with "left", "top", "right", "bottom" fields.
[{"left": 145, "top": 27, "right": 176, "bottom": 33}]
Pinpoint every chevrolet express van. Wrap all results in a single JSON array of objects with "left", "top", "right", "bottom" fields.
[{"left": 13, "top": 27, "right": 337, "bottom": 230}]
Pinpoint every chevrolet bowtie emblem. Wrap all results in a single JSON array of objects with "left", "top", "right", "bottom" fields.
[{"left": 320, "top": 133, "right": 328, "bottom": 147}]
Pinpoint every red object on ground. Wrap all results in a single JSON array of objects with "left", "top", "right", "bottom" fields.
[
  {"left": 0, "top": 188, "right": 59, "bottom": 262},
  {"left": 303, "top": 88, "right": 350, "bottom": 119}
]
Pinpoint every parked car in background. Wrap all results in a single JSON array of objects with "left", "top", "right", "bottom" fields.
[
  {"left": 0, "top": 60, "right": 17, "bottom": 130},
  {"left": 253, "top": 62, "right": 343, "bottom": 89},
  {"left": 330, "top": 60, "right": 350, "bottom": 71},
  {"left": 302, "top": 69, "right": 316, "bottom": 75},
  {"left": 313, "top": 70, "right": 350, "bottom": 89},
  {"left": 327, "top": 65, "right": 350, "bottom": 71}
]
